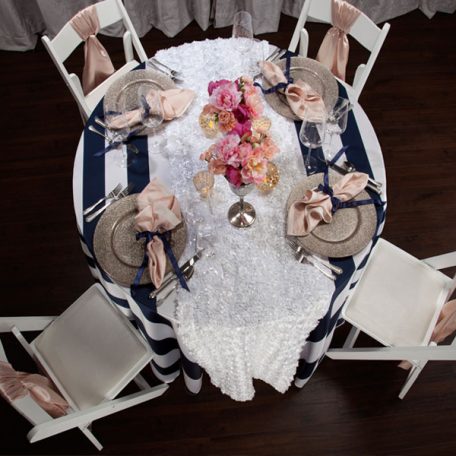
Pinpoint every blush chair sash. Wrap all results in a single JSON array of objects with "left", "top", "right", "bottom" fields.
[
  {"left": 316, "top": 0, "right": 361, "bottom": 81},
  {"left": 0, "top": 361, "right": 68, "bottom": 418},
  {"left": 70, "top": 5, "right": 115, "bottom": 95}
]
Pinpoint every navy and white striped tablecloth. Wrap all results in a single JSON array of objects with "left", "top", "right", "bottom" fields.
[{"left": 73, "top": 44, "right": 386, "bottom": 395}]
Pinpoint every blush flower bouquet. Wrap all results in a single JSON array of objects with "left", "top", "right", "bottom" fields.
[{"left": 199, "top": 76, "right": 279, "bottom": 188}]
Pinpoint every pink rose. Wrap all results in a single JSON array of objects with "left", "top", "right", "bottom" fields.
[
  {"left": 210, "top": 82, "right": 242, "bottom": 111},
  {"left": 215, "top": 134, "right": 241, "bottom": 167},
  {"left": 241, "top": 149, "right": 268, "bottom": 184},
  {"left": 233, "top": 104, "right": 249, "bottom": 123},
  {"left": 225, "top": 165, "right": 243, "bottom": 187},
  {"left": 208, "top": 158, "right": 227, "bottom": 175},
  {"left": 262, "top": 135, "right": 279, "bottom": 160},
  {"left": 232, "top": 120, "right": 252, "bottom": 137},
  {"left": 208, "top": 79, "right": 231, "bottom": 96},
  {"left": 245, "top": 93, "right": 264, "bottom": 118}
]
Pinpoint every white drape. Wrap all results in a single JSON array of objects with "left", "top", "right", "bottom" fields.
[{"left": 0, "top": 0, "right": 454, "bottom": 51}]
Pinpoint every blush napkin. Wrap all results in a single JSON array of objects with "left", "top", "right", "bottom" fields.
[
  {"left": 135, "top": 178, "right": 183, "bottom": 289},
  {"left": 287, "top": 172, "right": 369, "bottom": 236},
  {"left": 107, "top": 88, "right": 196, "bottom": 129},
  {"left": 260, "top": 60, "right": 326, "bottom": 121}
]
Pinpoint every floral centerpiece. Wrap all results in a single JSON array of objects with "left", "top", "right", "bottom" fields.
[{"left": 199, "top": 76, "right": 279, "bottom": 188}]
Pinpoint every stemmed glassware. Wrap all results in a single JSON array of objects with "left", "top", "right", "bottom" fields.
[
  {"left": 299, "top": 116, "right": 326, "bottom": 175},
  {"left": 232, "top": 11, "right": 254, "bottom": 56},
  {"left": 137, "top": 86, "right": 164, "bottom": 130},
  {"left": 325, "top": 96, "right": 350, "bottom": 160},
  {"left": 104, "top": 97, "right": 134, "bottom": 168}
]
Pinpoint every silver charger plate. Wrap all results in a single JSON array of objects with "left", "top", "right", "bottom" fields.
[
  {"left": 103, "top": 69, "right": 175, "bottom": 136},
  {"left": 286, "top": 171, "right": 377, "bottom": 258},
  {"left": 93, "top": 194, "right": 187, "bottom": 287},
  {"left": 263, "top": 57, "right": 338, "bottom": 120}
]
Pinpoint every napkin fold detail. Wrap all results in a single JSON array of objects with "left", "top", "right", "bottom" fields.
[
  {"left": 257, "top": 54, "right": 326, "bottom": 121},
  {"left": 316, "top": 0, "right": 361, "bottom": 81},
  {"left": 107, "top": 88, "right": 196, "bottom": 130},
  {"left": 134, "top": 178, "right": 188, "bottom": 291},
  {"left": 69, "top": 5, "right": 115, "bottom": 95},
  {"left": 0, "top": 361, "right": 68, "bottom": 418}
]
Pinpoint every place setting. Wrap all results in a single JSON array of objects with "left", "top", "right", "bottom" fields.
[{"left": 90, "top": 178, "right": 204, "bottom": 309}]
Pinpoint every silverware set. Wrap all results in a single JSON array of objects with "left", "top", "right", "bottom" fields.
[
  {"left": 146, "top": 57, "right": 184, "bottom": 82},
  {"left": 325, "top": 159, "right": 383, "bottom": 195},
  {"left": 286, "top": 237, "right": 342, "bottom": 281},
  {"left": 150, "top": 250, "right": 203, "bottom": 301},
  {"left": 84, "top": 183, "right": 133, "bottom": 222}
]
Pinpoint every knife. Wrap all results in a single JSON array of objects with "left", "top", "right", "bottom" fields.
[
  {"left": 326, "top": 161, "right": 382, "bottom": 195},
  {"left": 149, "top": 250, "right": 203, "bottom": 299}
]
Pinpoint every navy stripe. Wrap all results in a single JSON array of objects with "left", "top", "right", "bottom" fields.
[
  {"left": 152, "top": 358, "right": 181, "bottom": 376},
  {"left": 181, "top": 352, "right": 204, "bottom": 381},
  {"left": 83, "top": 102, "right": 106, "bottom": 253}
]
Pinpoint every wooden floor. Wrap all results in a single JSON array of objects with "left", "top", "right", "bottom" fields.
[{"left": 1, "top": 9, "right": 456, "bottom": 455}]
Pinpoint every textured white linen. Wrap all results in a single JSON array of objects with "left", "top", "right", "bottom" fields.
[{"left": 143, "top": 38, "right": 334, "bottom": 401}]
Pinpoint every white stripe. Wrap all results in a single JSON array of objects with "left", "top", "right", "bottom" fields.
[
  {"left": 151, "top": 364, "right": 180, "bottom": 383},
  {"left": 73, "top": 134, "right": 85, "bottom": 231},
  {"left": 182, "top": 372, "right": 203, "bottom": 394},
  {"left": 153, "top": 348, "right": 180, "bottom": 367}
]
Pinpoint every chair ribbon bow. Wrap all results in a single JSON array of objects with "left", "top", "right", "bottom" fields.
[
  {"left": 316, "top": 0, "right": 361, "bottom": 81},
  {"left": 287, "top": 146, "right": 374, "bottom": 236},
  {"left": 0, "top": 361, "right": 68, "bottom": 418},
  {"left": 133, "top": 178, "right": 189, "bottom": 291},
  {"left": 255, "top": 53, "right": 326, "bottom": 121},
  {"left": 69, "top": 5, "right": 115, "bottom": 95}
]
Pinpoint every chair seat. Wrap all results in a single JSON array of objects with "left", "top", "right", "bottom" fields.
[
  {"left": 343, "top": 239, "right": 454, "bottom": 348},
  {"left": 85, "top": 59, "right": 140, "bottom": 114},
  {"left": 32, "top": 285, "right": 152, "bottom": 410}
]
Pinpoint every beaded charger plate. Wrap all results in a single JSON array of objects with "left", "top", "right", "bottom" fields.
[
  {"left": 286, "top": 171, "right": 377, "bottom": 258},
  {"left": 263, "top": 57, "right": 338, "bottom": 120},
  {"left": 93, "top": 194, "right": 187, "bottom": 287},
  {"left": 103, "top": 69, "right": 175, "bottom": 136}
]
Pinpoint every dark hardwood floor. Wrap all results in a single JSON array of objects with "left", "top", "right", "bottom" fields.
[{"left": 1, "top": 9, "right": 455, "bottom": 456}]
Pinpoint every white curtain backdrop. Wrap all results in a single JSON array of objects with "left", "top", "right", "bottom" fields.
[{"left": 0, "top": 0, "right": 455, "bottom": 51}]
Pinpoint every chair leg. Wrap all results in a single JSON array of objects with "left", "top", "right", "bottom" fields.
[
  {"left": 343, "top": 326, "right": 361, "bottom": 349},
  {"left": 79, "top": 425, "right": 103, "bottom": 451},
  {"left": 398, "top": 361, "right": 428, "bottom": 400}
]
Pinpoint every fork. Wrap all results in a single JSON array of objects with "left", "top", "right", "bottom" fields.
[
  {"left": 286, "top": 238, "right": 338, "bottom": 280},
  {"left": 85, "top": 183, "right": 133, "bottom": 223},
  {"left": 146, "top": 60, "right": 184, "bottom": 83},
  {"left": 149, "top": 57, "right": 183, "bottom": 77},
  {"left": 287, "top": 237, "right": 343, "bottom": 275},
  {"left": 83, "top": 183, "right": 122, "bottom": 216}
]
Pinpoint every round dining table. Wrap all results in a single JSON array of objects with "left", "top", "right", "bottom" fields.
[{"left": 73, "top": 38, "right": 387, "bottom": 401}]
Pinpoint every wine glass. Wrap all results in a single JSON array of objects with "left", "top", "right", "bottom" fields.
[
  {"left": 325, "top": 96, "right": 350, "bottom": 160},
  {"left": 299, "top": 116, "right": 326, "bottom": 175},
  {"left": 232, "top": 11, "right": 254, "bottom": 56},
  {"left": 137, "top": 86, "right": 164, "bottom": 130},
  {"left": 104, "top": 98, "right": 134, "bottom": 168}
]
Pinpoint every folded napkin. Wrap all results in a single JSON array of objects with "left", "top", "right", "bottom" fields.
[
  {"left": 135, "top": 178, "right": 183, "bottom": 288},
  {"left": 108, "top": 88, "right": 196, "bottom": 130},
  {"left": 260, "top": 60, "right": 326, "bottom": 121},
  {"left": 287, "top": 172, "right": 369, "bottom": 236},
  {"left": 70, "top": 5, "right": 115, "bottom": 95},
  {"left": 0, "top": 361, "right": 68, "bottom": 418}
]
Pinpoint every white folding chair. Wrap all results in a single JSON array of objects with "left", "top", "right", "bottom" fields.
[
  {"left": 0, "top": 284, "right": 168, "bottom": 450},
  {"left": 327, "top": 238, "right": 456, "bottom": 399},
  {"left": 288, "top": 0, "right": 390, "bottom": 101},
  {"left": 41, "top": 0, "right": 148, "bottom": 122}
]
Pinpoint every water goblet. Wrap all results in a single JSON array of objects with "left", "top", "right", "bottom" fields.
[
  {"left": 104, "top": 98, "right": 134, "bottom": 168},
  {"left": 299, "top": 116, "right": 326, "bottom": 175},
  {"left": 325, "top": 96, "right": 350, "bottom": 159},
  {"left": 137, "top": 86, "right": 164, "bottom": 130},
  {"left": 232, "top": 11, "right": 254, "bottom": 56}
]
